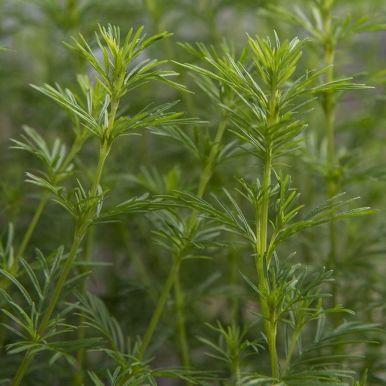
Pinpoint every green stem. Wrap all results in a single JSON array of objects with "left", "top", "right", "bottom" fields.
[
  {"left": 66, "top": 0, "right": 79, "bottom": 28},
  {"left": 11, "top": 352, "right": 34, "bottom": 386},
  {"left": 16, "top": 192, "right": 49, "bottom": 260},
  {"left": 138, "top": 118, "right": 227, "bottom": 366},
  {"left": 12, "top": 231, "right": 84, "bottom": 386},
  {"left": 0, "top": 132, "right": 87, "bottom": 353},
  {"left": 284, "top": 329, "right": 300, "bottom": 374},
  {"left": 322, "top": 0, "right": 338, "bottom": 304},
  {"left": 229, "top": 244, "right": 240, "bottom": 323},
  {"left": 69, "top": 106, "right": 116, "bottom": 384},
  {"left": 73, "top": 227, "right": 95, "bottom": 386},
  {"left": 197, "top": 119, "right": 227, "bottom": 199},
  {"left": 71, "top": 96, "right": 119, "bottom": 385},
  {"left": 39, "top": 233, "right": 84, "bottom": 334},
  {"left": 90, "top": 142, "right": 110, "bottom": 197},
  {"left": 267, "top": 324, "right": 279, "bottom": 378},
  {"left": 256, "top": 149, "right": 272, "bottom": 265},
  {"left": 171, "top": 118, "right": 227, "bottom": 369},
  {"left": 255, "top": 81, "right": 280, "bottom": 378},
  {"left": 138, "top": 261, "right": 181, "bottom": 360},
  {"left": 12, "top": 132, "right": 111, "bottom": 385},
  {"left": 256, "top": 148, "right": 280, "bottom": 379},
  {"left": 235, "top": 362, "right": 241, "bottom": 385},
  {"left": 174, "top": 267, "right": 190, "bottom": 369}
]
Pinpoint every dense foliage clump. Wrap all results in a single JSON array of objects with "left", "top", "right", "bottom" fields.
[{"left": 0, "top": 0, "right": 386, "bottom": 385}]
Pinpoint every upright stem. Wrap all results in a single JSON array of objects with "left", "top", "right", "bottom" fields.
[
  {"left": 322, "top": 0, "right": 338, "bottom": 303},
  {"left": 255, "top": 83, "right": 280, "bottom": 378},
  {"left": 174, "top": 266, "right": 190, "bottom": 368},
  {"left": 66, "top": 0, "right": 79, "bottom": 28},
  {"left": 38, "top": 232, "right": 84, "bottom": 334},
  {"left": 12, "top": 116, "right": 113, "bottom": 386},
  {"left": 73, "top": 227, "right": 95, "bottom": 386},
  {"left": 11, "top": 352, "right": 34, "bottom": 386},
  {"left": 234, "top": 359, "right": 241, "bottom": 385},
  {"left": 12, "top": 230, "right": 85, "bottom": 386},
  {"left": 229, "top": 244, "right": 240, "bottom": 322},
  {"left": 90, "top": 142, "right": 110, "bottom": 197},
  {"left": 139, "top": 118, "right": 227, "bottom": 365},
  {"left": 15, "top": 192, "right": 50, "bottom": 261},
  {"left": 138, "top": 261, "right": 181, "bottom": 360},
  {"left": 256, "top": 149, "right": 272, "bottom": 267},
  {"left": 256, "top": 148, "right": 279, "bottom": 379},
  {"left": 0, "top": 132, "right": 87, "bottom": 359},
  {"left": 173, "top": 118, "right": 227, "bottom": 370},
  {"left": 197, "top": 119, "right": 227, "bottom": 198},
  {"left": 71, "top": 103, "right": 117, "bottom": 384},
  {"left": 69, "top": 91, "right": 119, "bottom": 385},
  {"left": 283, "top": 329, "right": 300, "bottom": 373}
]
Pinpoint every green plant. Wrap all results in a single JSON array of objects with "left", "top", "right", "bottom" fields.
[
  {"left": 167, "top": 33, "right": 377, "bottom": 384},
  {"left": 1, "top": 24, "right": 193, "bottom": 385},
  {"left": 262, "top": 0, "right": 386, "bottom": 308},
  {"left": 0, "top": 0, "right": 385, "bottom": 385}
]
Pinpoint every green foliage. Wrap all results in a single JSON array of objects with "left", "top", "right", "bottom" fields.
[{"left": 0, "top": 0, "right": 385, "bottom": 385}]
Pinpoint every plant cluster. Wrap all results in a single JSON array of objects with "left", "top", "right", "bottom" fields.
[{"left": 0, "top": 0, "right": 386, "bottom": 385}]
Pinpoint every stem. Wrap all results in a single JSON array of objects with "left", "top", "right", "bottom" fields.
[
  {"left": 11, "top": 231, "right": 84, "bottom": 386},
  {"left": 39, "top": 233, "right": 84, "bottom": 334},
  {"left": 11, "top": 352, "right": 34, "bottom": 386},
  {"left": 284, "top": 329, "right": 300, "bottom": 373},
  {"left": 322, "top": 0, "right": 338, "bottom": 304},
  {"left": 230, "top": 352, "right": 241, "bottom": 385},
  {"left": 70, "top": 94, "right": 119, "bottom": 385},
  {"left": 235, "top": 361, "right": 241, "bottom": 385},
  {"left": 229, "top": 244, "right": 240, "bottom": 322},
  {"left": 138, "top": 118, "right": 227, "bottom": 365},
  {"left": 267, "top": 324, "right": 279, "bottom": 378},
  {"left": 138, "top": 261, "right": 180, "bottom": 360},
  {"left": 255, "top": 82, "right": 280, "bottom": 378},
  {"left": 197, "top": 119, "right": 227, "bottom": 199},
  {"left": 73, "top": 227, "right": 95, "bottom": 386},
  {"left": 172, "top": 118, "right": 227, "bottom": 368},
  {"left": 0, "top": 132, "right": 87, "bottom": 361},
  {"left": 174, "top": 267, "right": 190, "bottom": 369},
  {"left": 90, "top": 142, "right": 110, "bottom": 197},
  {"left": 256, "top": 148, "right": 280, "bottom": 379},
  {"left": 16, "top": 192, "right": 49, "bottom": 260},
  {"left": 12, "top": 131, "right": 111, "bottom": 385},
  {"left": 66, "top": 0, "right": 79, "bottom": 28},
  {"left": 256, "top": 149, "right": 272, "bottom": 266},
  {"left": 70, "top": 103, "right": 117, "bottom": 384}
]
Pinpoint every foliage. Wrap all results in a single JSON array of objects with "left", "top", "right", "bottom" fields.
[{"left": 0, "top": 0, "right": 385, "bottom": 385}]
